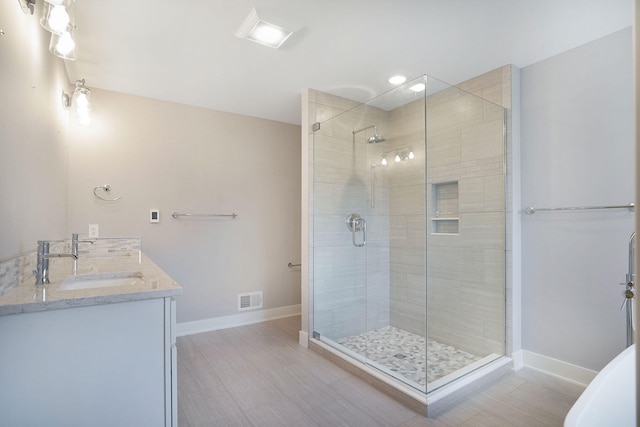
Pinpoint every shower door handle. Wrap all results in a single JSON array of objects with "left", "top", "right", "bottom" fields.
[{"left": 346, "top": 213, "right": 366, "bottom": 247}]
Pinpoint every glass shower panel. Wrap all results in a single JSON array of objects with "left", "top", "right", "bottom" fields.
[
  {"left": 312, "top": 78, "right": 429, "bottom": 390},
  {"left": 424, "top": 75, "right": 506, "bottom": 392},
  {"left": 312, "top": 98, "right": 370, "bottom": 349},
  {"left": 371, "top": 80, "right": 427, "bottom": 389}
]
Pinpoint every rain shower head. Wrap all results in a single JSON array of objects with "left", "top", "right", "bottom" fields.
[
  {"left": 352, "top": 125, "right": 385, "bottom": 144},
  {"left": 368, "top": 133, "right": 386, "bottom": 144}
]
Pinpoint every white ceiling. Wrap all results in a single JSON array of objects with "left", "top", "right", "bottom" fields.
[{"left": 65, "top": 0, "right": 633, "bottom": 125}]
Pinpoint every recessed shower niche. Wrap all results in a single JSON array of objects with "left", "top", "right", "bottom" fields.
[{"left": 431, "top": 181, "right": 459, "bottom": 234}]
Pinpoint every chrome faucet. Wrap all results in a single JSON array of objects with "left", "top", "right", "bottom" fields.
[
  {"left": 70, "top": 233, "right": 95, "bottom": 274},
  {"left": 72, "top": 233, "right": 80, "bottom": 259},
  {"left": 34, "top": 240, "right": 78, "bottom": 285}
]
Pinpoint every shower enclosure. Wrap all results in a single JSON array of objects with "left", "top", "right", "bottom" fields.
[{"left": 310, "top": 74, "right": 507, "bottom": 394}]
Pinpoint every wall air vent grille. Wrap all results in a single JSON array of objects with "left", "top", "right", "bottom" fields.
[{"left": 238, "top": 291, "right": 263, "bottom": 311}]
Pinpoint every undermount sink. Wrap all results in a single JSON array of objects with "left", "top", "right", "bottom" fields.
[{"left": 59, "top": 271, "right": 144, "bottom": 291}]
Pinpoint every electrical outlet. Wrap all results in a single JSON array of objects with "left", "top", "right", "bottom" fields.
[{"left": 88, "top": 224, "right": 99, "bottom": 238}]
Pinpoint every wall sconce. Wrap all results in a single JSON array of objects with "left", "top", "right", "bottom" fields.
[
  {"left": 18, "top": 0, "right": 36, "bottom": 15},
  {"left": 40, "top": 0, "right": 78, "bottom": 61},
  {"left": 74, "top": 79, "right": 91, "bottom": 125},
  {"left": 18, "top": 0, "right": 82, "bottom": 61},
  {"left": 40, "top": 0, "right": 74, "bottom": 34},
  {"left": 61, "top": 91, "right": 71, "bottom": 109},
  {"left": 49, "top": 28, "right": 76, "bottom": 60},
  {"left": 62, "top": 79, "right": 91, "bottom": 124}
]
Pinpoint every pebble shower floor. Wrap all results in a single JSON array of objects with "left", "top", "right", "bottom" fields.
[{"left": 336, "top": 326, "right": 482, "bottom": 387}]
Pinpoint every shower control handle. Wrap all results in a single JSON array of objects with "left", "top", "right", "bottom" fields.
[
  {"left": 346, "top": 213, "right": 366, "bottom": 248},
  {"left": 620, "top": 290, "right": 634, "bottom": 310}
]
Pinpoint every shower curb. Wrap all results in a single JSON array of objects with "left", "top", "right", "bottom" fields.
[{"left": 309, "top": 338, "right": 513, "bottom": 418}]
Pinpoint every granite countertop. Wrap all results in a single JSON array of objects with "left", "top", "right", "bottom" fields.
[{"left": 0, "top": 252, "right": 182, "bottom": 316}]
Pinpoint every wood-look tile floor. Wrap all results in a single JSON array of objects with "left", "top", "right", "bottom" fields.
[{"left": 177, "top": 316, "right": 585, "bottom": 426}]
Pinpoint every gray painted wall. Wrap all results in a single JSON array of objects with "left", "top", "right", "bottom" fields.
[
  {"left": 66, "top": 89, "right": 302, "bottom": 323},
  {"left": 0, "top": 1, "right": 69, "bottom": 260},
  {"left": 521, "top": 28, "right": 634, "bottom": 371}
]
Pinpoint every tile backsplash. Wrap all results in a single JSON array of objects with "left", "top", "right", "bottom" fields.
[
  {"left": 82, "top": 237, "right": 141, "bottom": 259},
  {"left": 0, "top": 256, "right": 24, "bottom": 296}
]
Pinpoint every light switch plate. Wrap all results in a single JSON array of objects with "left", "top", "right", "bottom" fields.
[{"left": 89, "top": 224, "right": 99, "bottom": 238}]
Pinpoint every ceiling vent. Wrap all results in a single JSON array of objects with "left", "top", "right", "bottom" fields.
[{"left": 235, "top": 8, "right": 293, "bottom": 49}]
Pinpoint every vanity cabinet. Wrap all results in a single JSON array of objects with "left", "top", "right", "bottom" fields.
[{"left": 0, "top": 297, "right": 177, "bottom": 427}]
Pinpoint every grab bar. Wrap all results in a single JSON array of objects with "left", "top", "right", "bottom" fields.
[
  {"left": 288, "top": 262, "right": 301, "bottom": 268},
  {"left": 171, "top": 212, "right": 238, "bottom": 219},
  {"left": 523, "top": 202, "right": 634, "bottom": 215}
]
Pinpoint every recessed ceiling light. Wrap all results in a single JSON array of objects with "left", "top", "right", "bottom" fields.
[
  {"left": 388, "top": 75, "right": 406, "bottom": 85},
  {"left": 236, "top": 8, "right": 293, "bottom": 49},
  {"left": 409, "top": 83, "right": 426, "bottom": 92}
]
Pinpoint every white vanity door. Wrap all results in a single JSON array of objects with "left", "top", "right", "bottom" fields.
[
  {"left": 164, "top": 297, "right": 177, "bottom": 427},
  {"left": 0, "top": 298, "right": 167, "bottom": 427}
]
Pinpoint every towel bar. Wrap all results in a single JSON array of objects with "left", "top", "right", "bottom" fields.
[
  {"left": 523, "top": 203, "right": 634, "bottom": 215},
  {"left": 171, "top": 212, "right": 238, "bottom": 219}
]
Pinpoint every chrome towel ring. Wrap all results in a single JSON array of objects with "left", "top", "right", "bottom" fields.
[{"left": 93, "top": 185, "right": 122, "bottom": 201}]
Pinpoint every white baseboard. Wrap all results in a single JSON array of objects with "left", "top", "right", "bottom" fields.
[
  {"left": 512, "top": 350, "right": 524, "bottom": 371},
  {"left": 176, "top": 304, "right": 301, "bottom": 337},
  {"left": 521, "top": 350, "right": 598, "bottom": 386},
  {"left": 298, "top": 330, "right": 309, "bottom": 348}
]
